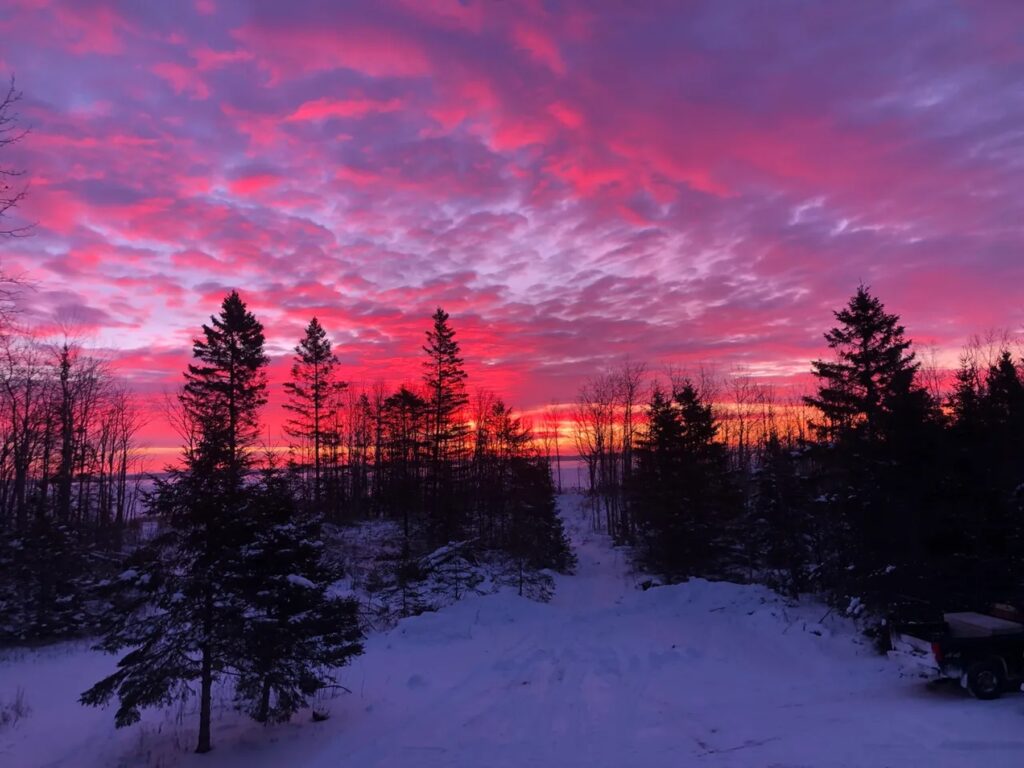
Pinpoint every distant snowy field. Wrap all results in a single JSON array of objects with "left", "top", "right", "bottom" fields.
[{"left": 2, "top": 494, "right": 1023, "bottom": 767}]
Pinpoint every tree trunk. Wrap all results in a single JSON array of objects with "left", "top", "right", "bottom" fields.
[
  {"left": 257, "top": 677, "right": 271, "bottom": 724},
  {"left": 197, "top": 595, "right": 214, "bottom": 754}
]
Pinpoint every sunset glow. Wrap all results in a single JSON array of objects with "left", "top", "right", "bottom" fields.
[{"left": 2, "top": 1, "right": 1023, "bottom": 453}]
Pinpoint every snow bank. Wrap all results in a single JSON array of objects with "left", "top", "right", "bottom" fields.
[{"left": 286, "top": 574, "right": 316, "bottom": 589}]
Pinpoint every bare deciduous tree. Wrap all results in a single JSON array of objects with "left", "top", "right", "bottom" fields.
[{"left": 0, "top": 76, "right": 29, "bottom": 238}]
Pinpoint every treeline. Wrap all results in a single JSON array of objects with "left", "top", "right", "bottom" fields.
[
  {"left": 574, "top": 285, "right": 1024, "bottom": 624},
  {"left": 279, "top": 313, "right": 571, "bottom": 566},
  {"left": 0, "top": 335, "right": 145, "bottom": 641},
  {"left": 80, "top": 292, "right": 573, "bottom": 753},
  {"left": 279, "top": 307, "right": 575, "bottom": 589},
  {"left": 0, "top": 77, "right": 149, "bottom": 641}
]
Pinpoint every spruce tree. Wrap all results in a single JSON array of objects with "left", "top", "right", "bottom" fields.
[
  {"left": 983, "top": 351, "right": 1024, "bottom": 432},
  {"left": 753, "top": 436, "right": 812, "bottom": 596},
  {"left": 629, "top": 383, "right": 733, "bottom": 578},
  {"left": 474, "top": 399, "right": 575, "bottom": 594},
  {"left": 234, "top": 466, "right": 363, "bottom": 723},
  {"left": 804, "top": 285, "right": 919, "bottom": 442},
  {"left": 284, "top": 317, "right": 346, "bottom": 509},
  {"left": 949, "top": 355, "right": 983, "bottom": 434},
  {"left": 422, "top": 307, "right": 469, "bottom": 540},
  {"left": 803, "top": 286, "right": 939, "bottom": 607},
  {"left": 83, "top": 291, "right": 268, "bottom": 754},
  {"left": 972, "top": 352, "right": 1024, "bottom": 597},
  {"left": 381, "top": 386, "right": 428, "bottom": 548},
  {"left": 182, "top": 290, "right": 268, "bottom": 477},
  {"left": 507, "top": 456, "right": 576, "bottom": 599}
]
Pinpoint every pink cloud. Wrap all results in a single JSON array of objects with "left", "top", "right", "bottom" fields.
[
  {"left": 4, "top": 0, "right": 1024, "bottom": 453},
  {"left": 287, "top": 96, "right": 402, "bottom": 122},
  {"left": 232, "top": 22, "right": 432, "bottom": 81},
  {"left": 190, "top": 46, "right": 252, "bottom": 70},
  {"left": 511, "top": 24, "right": 566, "bottom": 74},
  {"left": 152, "top": 62, "right": 210, "bottom": 99}
]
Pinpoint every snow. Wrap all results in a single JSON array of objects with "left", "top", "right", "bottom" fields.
[
  {"left": 2, "top": 492, "right": 1023, "bottom": 767},
  {"left": 286, "top": 574, "right": 317, "bottom": 590}
]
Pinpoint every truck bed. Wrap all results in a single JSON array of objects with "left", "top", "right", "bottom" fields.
[{"left": 944, "top": 612, "right": 1024, "bottom": 638}]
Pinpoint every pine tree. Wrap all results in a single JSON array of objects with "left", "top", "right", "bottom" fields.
[
  {"left": 804, "top": 285, "right": 920, "bottom": 442},
  {"left": 629, "top": 383, "right": 734, "bottom": 578},
  {"left": 83, "top": 291, "right": 268, "bottom": 754},
  {"left": 972, "top": 352, "right": 1024, "bottom": 597},
  {"left": 983, "top": 351, "right": 1024, "bottom": 432},
  {"left": 233, "top": 467, "right": 363, "bottom": 723},
  {"left": 949, "top": 355, "right": 983, "bottom": 429},
  {"left": 81, "top": 471, "right": 240, "bottom": 743},
  {"left": 507, "top": 456, "right": 576, "bottom": 599},
  {"left": 422, "top": 307, "right": 469, "bottom": 540},
  {"left": 753, "top": 436, "right": 812, "bottom": 596},
  {"left": 182, "top": 290, "right": 268, "bottom": 478},
  {"left": 803, "top": 286, "right": 939, "bottom": 607},
  {"left": 284, "top": 317, "right": 346, "bottom": 510},
  {"left": 473, "top": 399, "right": 575, "bottom": 594},
  {"left": 381, "top": 386, "right": 428, "bottom": 548}
]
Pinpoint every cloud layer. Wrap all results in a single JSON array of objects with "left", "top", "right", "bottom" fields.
[{"left": 3, "top": 0, "right": 1024, "bottom": 447}]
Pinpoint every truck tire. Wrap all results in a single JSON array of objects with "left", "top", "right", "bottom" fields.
[{"left": 967, "top": 660, "right": 1005, "bottom": 700}]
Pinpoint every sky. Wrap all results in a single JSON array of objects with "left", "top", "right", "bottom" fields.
[{"left": 2, "top": 0, "right": 1024, "bottom": 452}]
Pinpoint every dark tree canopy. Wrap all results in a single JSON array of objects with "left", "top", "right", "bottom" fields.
[
  {"left": 804, "top": 285, "right": 922, "bottom": 441},
  {"left": 182, "top": 290, "right": 268, "bottom": 478},
  {"left": 234, "top": 467, "right": 363, "bottom": 724},
  {"left": 629, "top": 382, "right": 735, "bottom": 578}
]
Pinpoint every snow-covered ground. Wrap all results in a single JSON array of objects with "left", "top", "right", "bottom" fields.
[{"left": 3, "top": 493, "right": 1023, "bottom": 767}]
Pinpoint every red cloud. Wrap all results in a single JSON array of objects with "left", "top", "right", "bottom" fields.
[{"left": 227, "top": 173, "right": 282, "bottom": 196}]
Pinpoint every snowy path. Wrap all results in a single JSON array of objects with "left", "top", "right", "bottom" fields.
[{"left": 3, "top": 493, "right": 1024, "bottom": 767}]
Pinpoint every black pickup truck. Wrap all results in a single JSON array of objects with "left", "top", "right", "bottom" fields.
[{"left": 890, "top": 609, "right": 1024, "bottom": 699}]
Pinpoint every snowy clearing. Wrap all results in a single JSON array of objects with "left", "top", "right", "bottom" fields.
[{"left": 2, "top": 493, "right": 1023, "bottom": 767}]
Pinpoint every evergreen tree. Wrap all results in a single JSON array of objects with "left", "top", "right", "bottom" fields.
[
  {"left": 949, "top": 355, "right": 983, "bottom": 435},
  {"left": 81, "top": 473, "right": 238, "bottom": 739},
  {"left": 83, "top": 291, "right": 269, "bottom": 754},
  {"left": 182, "top": 290, "right": 268, "bottom": 478},
  {"left": 804, "top": 286, "right": 939, "bottom": 607},
  {"left": 422, "top": 307, "right": 469, "bottom": 540},
  {"left": 284, "top": 317, "right": 346, "bottom": 509},
  {"left": 234, "top": 467, "right": 363, "bottom": 723},
  {"left": 752, "top": 436, "right": 812, "bottom": 597},
  {"left": 983, "top": 351, "right": 1024, "bottom": 433},
  {"left": 629, "top": 383, "right": 734, "bottom": 578},
  {"left": 945, "top": 350, "right": 1024, "bottom": 602},
  {"left": 804, "top": 285, "right": 919, "bottom": 443},
  {"left": 0, "top": 516, "right": 98, "bottom": 641},
  {"left": 472, "top": 399, "right": 575, "bottom": 593},
  {"left": 507, "top": 456, "right": 576, "bottom": 599},
  {"left": 381, "top": 386, "right": 428, "bottom": 547}
]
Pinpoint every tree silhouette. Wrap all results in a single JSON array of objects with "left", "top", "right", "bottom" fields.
[{"left": 284, "top": 317, "right": 346, "bottom": 508}]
